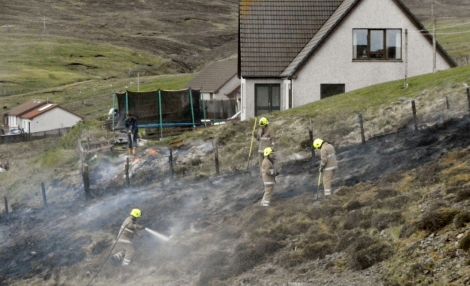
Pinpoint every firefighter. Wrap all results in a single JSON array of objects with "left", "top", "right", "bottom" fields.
[
  {"left": 125, "top": 115, "right": 139, "bottom": 156},
  {"left": 256, "top": 117, "right": 274, "bottom": 168},
  {"left": 112, "top": 209, "right": 145, "bottom": 266},
  {"left": 313, "top": 138, "right": 337, "bottom": 197},
  {"left": 260, "top": 147, "right": 278, "bottom": 207}
]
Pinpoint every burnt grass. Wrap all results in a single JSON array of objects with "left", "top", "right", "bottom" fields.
[{"left": 0, "top": 116, "right": 469, "bottom": 284}]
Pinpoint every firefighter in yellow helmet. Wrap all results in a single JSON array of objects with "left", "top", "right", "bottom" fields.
[
  {"left": 112, "top": 209, "right": 145, "bottom": 266},
  {"left": 313, "top": 138, "right": 337, "bottom": 197},
  {"left": 256, "top": 117, "right": 274, "bottom": 169},
  {"left": 260, "top": 147, "right": 278, "bottom": 206}
]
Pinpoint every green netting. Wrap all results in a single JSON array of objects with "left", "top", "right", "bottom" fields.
[{"left": 115, "top": 89, "right": 203, "bottom": 128}]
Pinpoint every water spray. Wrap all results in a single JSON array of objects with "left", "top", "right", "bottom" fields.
[{"left": 145, "top": 227, "right": 171, "bottom": 242}]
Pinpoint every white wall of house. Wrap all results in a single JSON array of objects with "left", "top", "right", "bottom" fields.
[
  {"left": 7, "top": 115, "right": 17, "bottom": 129},
  {"left": 28, "top": 108, "right": 82, "bottom": 133},
  {"left": 241, "top": 78, "right": 286, "bottom": 120},
  {"left": 293, "top": 0, "right": 451, "bottom": 107}
]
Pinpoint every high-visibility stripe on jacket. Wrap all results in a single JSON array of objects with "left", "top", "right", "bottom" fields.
[{"left": 320, "top": 142, "right": 337, "bottom": 171}]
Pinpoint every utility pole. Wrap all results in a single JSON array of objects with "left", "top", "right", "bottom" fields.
[
  {"left": 137, "top": 73, "right": 140, "bottom": 92},
  {"left": 404, "top": 29, "right": 409, "bottom": 88},
  {"left": 432, "top": 0, "right": 437, "bottom": 73}
]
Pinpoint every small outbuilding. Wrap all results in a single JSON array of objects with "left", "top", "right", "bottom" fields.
[
  {"left": 4, "top": 101, "right": 82, "bottom": 133},
  {"left": 189, "top": 58, "right": 240, "bottom": 119}
]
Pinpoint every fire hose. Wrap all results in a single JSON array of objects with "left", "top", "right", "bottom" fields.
[
  {"left": 85, "top": 225, "right": 126, "bottom": 286},
  {"left": 85, "top": 226, "right": 170, "bottom": 286}
]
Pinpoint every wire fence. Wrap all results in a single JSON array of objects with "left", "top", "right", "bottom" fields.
[
  {"left": 0, "top": 127, "right": 72, "bottom": 145},
  {"left": 170, "top": 86, "right": 470, "bottom": 178}
]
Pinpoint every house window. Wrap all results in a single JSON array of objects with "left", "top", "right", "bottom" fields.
[
  {"left": 321, "top": 84, "right": 345, "bottom": 99},
  {"left": 255, "top": 84, "right": 280, "bottom": 116},
  {"left": 353, "top": 29, "right": 402, "bottom": 60}
]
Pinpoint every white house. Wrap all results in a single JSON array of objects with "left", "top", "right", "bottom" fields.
[
  {"left": 189, "top": 58, "right": 241, "bottom": 118},
  {"left": 3, "top": 100, "right": 44, "bottom": 131},
  {"left": 4, "top": 101, "right": 82, "bottom": 133},
  {"left": 238, "top": 0, "right": 456, "bottom": 120}
]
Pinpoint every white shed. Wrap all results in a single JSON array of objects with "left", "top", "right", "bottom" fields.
[{"left": 19, "top": 103, "right": 83, "bottom": 133}]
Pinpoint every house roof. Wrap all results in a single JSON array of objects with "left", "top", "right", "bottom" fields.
[
  {"left": 189, "top": 58, "right": 238, "bottom": 93},
  {"left": 239, "top": 0, "right": 457, "bottom": 79},
  {"left": 7, "top": 100, "right": 44, "bottom": 116},
  {"left": 20, "top": 104, "right": 83, "bottom": 120},
  {"left": 239, "top": 0, "right": 344, "bottom": 78}
]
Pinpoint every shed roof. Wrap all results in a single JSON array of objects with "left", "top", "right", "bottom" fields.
[
  {"left": 239, "top": 0, "right": 457, "bottom": 79},
  {"left": 7, "top": 100, "right": 45, "bottom": 116},
  {"left": 189, "top": 58, "right": 238, "bottom": 93},
  {"left": 20, "top": 104, "right": 83, "bottom": 120}
]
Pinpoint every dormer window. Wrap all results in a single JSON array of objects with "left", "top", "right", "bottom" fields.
[{"left": 353, "top": 29, "right": 402, "bottom": 60}]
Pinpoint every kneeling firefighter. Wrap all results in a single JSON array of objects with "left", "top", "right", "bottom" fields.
[
  {"left": 112, "top": 208, "right": 145, "bottom": 266},
  {"left": 260, "top": 147, "right": 278, "bottom": 207}
]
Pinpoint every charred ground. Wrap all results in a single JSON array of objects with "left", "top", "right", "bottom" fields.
[{"left": 0, "top": 116, "right": 469, "bottom": 285}]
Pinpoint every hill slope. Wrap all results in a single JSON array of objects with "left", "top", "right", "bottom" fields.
[
  {"left": 0, "top": 112, "right": 469, "bottom": 286},
  {"left": 0, "top": 0, "right": 239, "bottom": 73}
]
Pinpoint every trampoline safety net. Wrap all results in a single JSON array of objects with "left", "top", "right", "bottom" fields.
[{"left": 115, "top": 89, "right": 203, "bottom": 128}]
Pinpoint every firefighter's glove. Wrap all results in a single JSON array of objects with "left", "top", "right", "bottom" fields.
[
  {"left": 319, "top": 164, "right": 325, "bottom": 173},
  {"left": 269, "top": 169, "right": 276, "bottom": 176}
]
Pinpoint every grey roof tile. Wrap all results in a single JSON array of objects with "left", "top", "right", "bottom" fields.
[
  {"left": 189, "top": 58, "right": 238, "bottom": 93},
  {"left": 240, "top": 0, "right": 344, "bottom": 78}
]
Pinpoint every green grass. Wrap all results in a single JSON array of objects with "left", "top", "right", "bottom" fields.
[
  {"left": 283, "top": 65, "right": 470, "bottom": 118},
  {"left": 127, "top": 74, "right": 194, "bottom": 92},
  {"left": 0, "top": 33, "right": 171, "bottom": 96},
  {"left": 427, "top": 19, "right": 470, "bottom": 60}
]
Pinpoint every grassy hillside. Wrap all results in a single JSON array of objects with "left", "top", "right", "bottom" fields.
[
  {"left": 173, "top": 65, "right": 470, "bottom": 175},
  {"left": 0, "top": 0, "right": 239, "bottom": 72},
  {"left": 0, "top": 33, "right": 172, "bottom": 96},
  {"left": 434, "top": 19, "right": 470, "bottom": 62}
]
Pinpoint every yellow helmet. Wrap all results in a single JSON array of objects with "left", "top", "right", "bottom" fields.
[
  {"left": 259, "top": 117, "right": 269, "bottom": 127},
  {"left": 130, "top": 208, "right": 142, "bottom": 218},
  {"left": 264, "top": 147, "right": 274, "bottom": 157},
  {"left": 313, "top": 138, "right": 324, "bottom": 149}
]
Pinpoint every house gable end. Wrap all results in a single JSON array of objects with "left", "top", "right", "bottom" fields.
[{"left": 282, "top": 0, "right": 456, "bottom": 78}]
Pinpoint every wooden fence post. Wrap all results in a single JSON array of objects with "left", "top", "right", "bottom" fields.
[
  {"left": 411, "top": 100, "right": 418, "bottom": 131},
  {"left": 467, "top": 87, "right": 470, "bottom": 113},
  {"left": 125, "top": 157, "right": 130, "bottom": 186},
  {"left": 213, "top": 140, "right": 220, "bottom": 175},
  {"left": 82, "top": 164, "right": 91, "bottom": 199},
  {"left": 41, "top": 182, "right": 48, "bottom": 208},
  {"left": 3, "top": 196, "right": 8, "bottom": 217},
  {"left": 445, "top": 96, "right": 450, "bottom": 110},
  {"left": 308, "top": 128, "right": 315, "bottom": 159},
  {"left": 169, "top": 148, "right": 174, "bottom": 178},
  {"left": 358, "top": 113, "right": 366, "bottom": 144}
]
